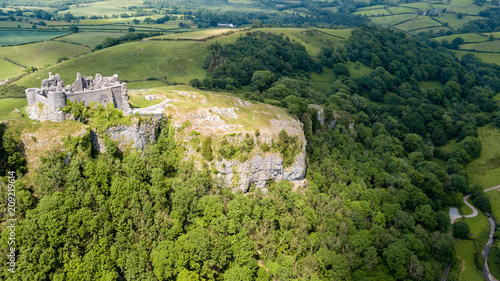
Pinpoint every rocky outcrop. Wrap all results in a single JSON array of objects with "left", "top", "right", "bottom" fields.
[
  {"left": 25, "top": 102, "right": 67, "bottom": 122},
  {"left": 214, "top": 148, "right": 307, "bottom": 192},
  {"left": 91, "top": 118, "right": 160, "bottom": 153}
]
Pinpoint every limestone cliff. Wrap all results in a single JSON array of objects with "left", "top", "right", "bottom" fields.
[
  {"left": 25, "top": 102, "right": 67, "bottom": 122},
  {"left": 91, "top": 118, "right": 160, "bottom": 153},
  {"left": 129, "top": 87, "right": 307, "bottom": 191}
]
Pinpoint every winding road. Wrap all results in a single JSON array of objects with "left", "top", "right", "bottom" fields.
[
  {"left": 447, "top": 184, "right": 500, "bottom": 281},
  {"left": 453, "top": 184, "right": 500, "bottom": 221}
]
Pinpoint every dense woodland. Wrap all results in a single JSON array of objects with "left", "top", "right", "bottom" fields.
[{"left": 1, "top": 16, "right": 500, "bottom": 281}]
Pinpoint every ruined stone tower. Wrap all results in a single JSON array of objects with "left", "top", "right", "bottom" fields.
[{"left": 25, "top": 72, "right": 132, "bottom": 121}]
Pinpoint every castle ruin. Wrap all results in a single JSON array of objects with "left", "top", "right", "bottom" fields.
[{"left": 25, "top": 72, "right": 132, "bottom": 121}]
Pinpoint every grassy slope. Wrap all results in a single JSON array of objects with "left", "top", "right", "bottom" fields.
[
  {"left": 0, "top": 41, "right": 91, "bottom": 68},
  {"left": 63, "top": 0, "right": 144, "bottom": 17},
  {"left": 0, "top": 58, "right": 24, "bottom": 80},
  {"left": 15, "top": 40, "right": 208, "bottom": 88},
  {"left": 0, "top": 30, "right": 68, "bottom": 46},
  {"left": 466, "top": 123, "right": 500, "bottom": 189},
  {"left": 453, "top": 49, "right": 500, "bottom": 65},
  {"left": 460, "top": 40, "right": 500, "bottom": 52},
  {"left": 153, "top": 28, "right": 237, "bottom": 40},
  {"left": 15, "top": 27, "right": 348, "bottom": 89},
  {"left": 434, "top": 33, "right": 488, "bottom": 43},
  {"left": 56, "top": 32, "right": 124, "bottom": 47},
  {"left": 0, "top": 98, "right": 27, "bottom": 120}
]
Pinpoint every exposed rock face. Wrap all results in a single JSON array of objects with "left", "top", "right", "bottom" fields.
[
  {"left": 156, "top": 90, "right": 307, "bottom": 191},
  {"left": 25, "top": 102, "right": 67, "bottom": 122},
  {"left": 214, "top": 148, "right": 307, "bottom": 192},
  {"left": 309, "top": 104, "right": 324, "bottom": 126},
  {"left": 91, "top": 118, "right": 160, "bottom": 153}
]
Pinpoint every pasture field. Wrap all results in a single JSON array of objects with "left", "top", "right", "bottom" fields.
[
  {"left": 438, "top": 14, "right": 486, "bottom": 30},
  {"left": 0, "top": 21, "right": 39, "bottom": 28},
  {"left": 56, "top": 32, "right": 124, "bottom": 47},
  {"left": 0, "top": 41, "right": 90, "bottom": 68},
  {"left": 15, "top": 40, "right": 207, "bottom": 88},
  {"left": 400, "top": 2, "right": 433, "bottom": 9},
  {"left": 78, "top": 15, "right": 165, "bottom": 25},
  {"left": 0, "top": 59, "right": 24, "bottom": 81},
  {"left": 454, "top": 209, "right": 490, "bottom": 281},
  {"left": 456, "top": 239, "right": 484, "bottom": 281},
  {"left": 356, "top": 5, "right": 386, "bottom": 11},
  {"left": 153, "top": 28, "right": 237, "bottom": 40},
  {"left": 394, "top": 17, "right": 440, "bottom": 31},
  {"left": 314, "top": 28, "right": 353, "bottom": 39},
  {"left": 450, "top": 3, "right": 492, "bottom": 15},
  {"left": 413, "top": 26, "right": 452, "bottom": 34},
  {"left": 486, "top": 190, "right": 500, "bottom": 222},
  {"left": 353, "top": 8, "right": 392, "bottom": 16},
  {"left": 434, "top": 33, "right": 488, "bottom": 43},
  {"left": 453, "top": 50, "right": 500, "bottom": 65},
  {"left": 460, "top": 40, "right": 500, "bottom": 52},
  {"left": 449, "top": 0, "right": 475, "bottom": 6},
  {"left": 387, "top": 6, "right": 418, "bottom": 14},
  {"left": 0, "top": 30, "right": 68, "bottom": 46},
  {"left": 369, "top": 14, "right": 416, "bottom": 26},
  {"left": 0, "top": 98, "right": 27, "bottom": 120},
  {"left": 62, "top": 0, "right": 144, "bottom": 17},
  {"left": 466, "top": 123, "right": 500, "bottom": 188},
  {"left": 257, "top": 28, "right": 341, "bottom": 56},
  {"left": 482, "top": 31, "right": 500, "bottom": 38}
]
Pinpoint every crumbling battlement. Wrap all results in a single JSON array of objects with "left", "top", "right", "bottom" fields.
[{"left": 25, "top": 72, "right": 132, "bottom": 119}]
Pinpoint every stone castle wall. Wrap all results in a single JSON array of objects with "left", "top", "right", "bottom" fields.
[{"left": 25, "top": 72, "right": 132, "bottom": 121}]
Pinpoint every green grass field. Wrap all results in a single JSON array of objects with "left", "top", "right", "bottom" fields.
[
  {"left": 413, "top": 26, "right": 453, "bottom": 34},
  {"left": 453, "top": 50, "right": 500, "bottom": 65},
  {"left": 466, "top": 124, "right": 500, "bottom": 189},
  {"left": 0, "top": 30, "right": 68, "bottom": 46},
  {"left": 401, "top": 2, "right": 433, "bottom": 10},
  {"left": 394, "top": 17, "right": 441, "bottom": 31},
  {"left": 438, "top": 14, "right": 487, "bottom": 30},
  {"left": 450, "top": 3, "right": 492, "bottom": 15},
  {"left": 460, "top": 40, "right": 500, "bottom": 52},
  {"left": 455, "top": 209, "right": 490, "bottom": 281},
  {"left": 387, "top": 6, "right": 418, "bottom": 14},
  {"left": 128, "top": 92, "right": 165, "bottom": 108},
  {"left": 369, "top": 14, "right": 416, "bottom": 26},
  {"left": 153, "top": 28, "right": 237, "bottom": 40},
  {"left": 435, "top": 33, "right": 489, "bottom": 43},
  {"left": 482, "top": 31, "right": 500, "bottom": 38},
  {"left": 62, "top": 0, "right": 144, "bottom": 17},
  {"left": 15, "top": 40, "right": 207, "bottom": 88},
  {"left": 56, "top": 32, "right": 124, "bottom": 47},
  {"left": 485, "top": 190, "right": 500, "bottom": 221},
  {"left": 456, "top": 240, "right": 483, "bottom": 281},
  {"left": 0, "top": 58, "right": 24, "bottom": 80},
  {"left": 356, "top": 5, "right": 386, "bottom": 11},
  {"left": 489, "top": 245, "right": 500, "bottom": 280},
  {"left": 0, "top": 21, "right": 40, "bottom": 29},
  {"left": 313, "top": 28, "right": 353, "bottom": 39},
  {"left": 0, "top": 98, "right": 27, "bottom": 120},
  {"left": 353, "top": 8, "right": 392, "bottom": 16},
  {"left": 257, "top": 28, "right": 342, "bottom": 56},
  {"left": 0, "top": 41, "right": 90, "bottom": 68}
]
